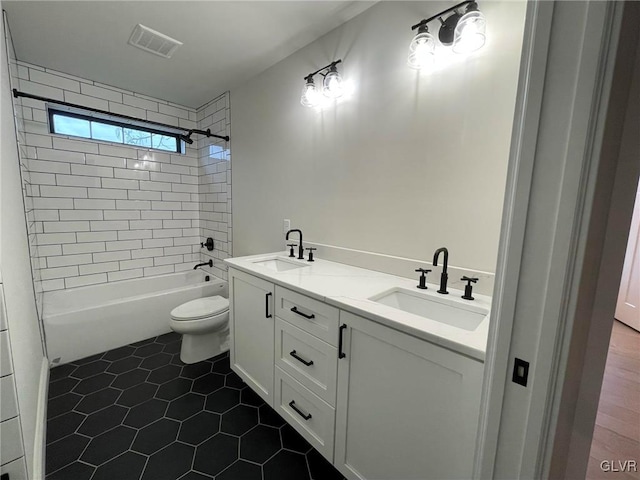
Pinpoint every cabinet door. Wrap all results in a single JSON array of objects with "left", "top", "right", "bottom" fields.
[
  {"left": 335, "top": 311, "right": 484, "bottom": 480},
  {"left": 229, "top": 269, "right": 275, "bottom": 406},
  {"left": 615, "top": 183, "right": 640, "bottom": 331}
]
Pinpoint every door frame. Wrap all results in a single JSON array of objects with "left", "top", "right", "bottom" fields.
[{"left": 477, "top": 1, "right": 640, "bottom": 478}]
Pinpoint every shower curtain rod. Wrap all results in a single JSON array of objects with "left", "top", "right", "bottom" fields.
[{"left": 12, "top": 89, "right": 230, "bottom": 143}]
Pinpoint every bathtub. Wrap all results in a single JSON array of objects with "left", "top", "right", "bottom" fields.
[{"left": 43, "top": 271, "right": 227, "bottom": 365}]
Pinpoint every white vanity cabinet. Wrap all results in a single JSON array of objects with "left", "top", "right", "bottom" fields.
[
  {"left": 229, "top": 268, "right": 275, "bottom": 405},
  {"left": 334, "top": 310, "right": 484, "bottom": 480},
  {"left": 228, "top": 265, "right": 484, "bottom": 480}
]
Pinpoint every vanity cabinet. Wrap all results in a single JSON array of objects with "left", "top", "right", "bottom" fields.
[
  {"left": 228, "top": 267, "right": 484, "bottom": 480},
  {"left": 229, "top": 268, "right": 275, "bottom": 405},
  {"left": 334, "top": 311, "right": 483, "bottom": 480}
]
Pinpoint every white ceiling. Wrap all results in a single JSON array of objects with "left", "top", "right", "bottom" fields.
[{"left": 3, "top": 1, "right": 374, "bottom": 108}]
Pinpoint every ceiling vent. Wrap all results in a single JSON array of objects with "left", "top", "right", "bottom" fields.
[{"left": 128, "top": 24, "right": 183, "bottom": 59}]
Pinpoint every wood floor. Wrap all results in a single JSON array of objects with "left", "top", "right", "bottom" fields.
[{"left": 587, "top": 320, "right": 640, "bottom": 480}]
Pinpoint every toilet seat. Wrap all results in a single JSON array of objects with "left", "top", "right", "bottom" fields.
[
  {"left": 170, "top": 296, "right": 229, "bottom": 321},
  {"left": 169, "top": 310, "right": 228, "bottom": 334}
]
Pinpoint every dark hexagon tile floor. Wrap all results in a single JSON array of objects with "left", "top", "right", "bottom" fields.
[{"left": 46, "top": 332, "right": 346, "bottom": 480}]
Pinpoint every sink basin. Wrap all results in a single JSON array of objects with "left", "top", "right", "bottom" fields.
[
  {"left": 369, "top": 287, "right": 488, "bottom": 331},
  {"left": 252, "top": 258, "right": 308, "bottom": 272}
]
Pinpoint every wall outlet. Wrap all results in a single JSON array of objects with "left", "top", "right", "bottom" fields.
[{"left": 283, "top": 219, "right": 291, "bottom": 234}]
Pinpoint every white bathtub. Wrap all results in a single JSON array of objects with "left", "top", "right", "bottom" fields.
[{"left": 43, "top": 271, "right": 227, "bottom": 365}]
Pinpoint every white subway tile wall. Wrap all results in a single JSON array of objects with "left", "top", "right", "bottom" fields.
[
  {"left": 10, "top": 60, "right": 232, "bottom": 291},
  {"left": 197, "top": 94, "right": 232, "bottom": 281}
]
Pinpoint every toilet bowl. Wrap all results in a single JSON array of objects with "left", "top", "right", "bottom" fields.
[{"left": 169, "top": 296, "right": 230, "bottom": 364}]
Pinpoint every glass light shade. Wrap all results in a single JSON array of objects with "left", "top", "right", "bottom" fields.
[
  {"left": 452, "top": 10, "right": 486, "bottom": 54},
  {"left": 407, "top": 31, "right": 436, "bottom": 69},
  {"left": 300, "top": 80, "right": 320, "bottom": 107},
  {"left": 323, "top": 70, "right": 344, "bottom": 98}
]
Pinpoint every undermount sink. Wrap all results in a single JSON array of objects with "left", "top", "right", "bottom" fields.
[
  {"left": 369, "top": 287, "right": 488, "bottom": 331},
  {"left": 252, "top": 257, "right": 308, "bottom": 272}
]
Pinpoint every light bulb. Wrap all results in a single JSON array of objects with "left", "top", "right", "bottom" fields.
[
  {"left": 300, "top": 79, "right": 320, "bottom": 107},
  {"left": 323, "top": 68, "right": 343, "bottom": 98},
  {"left": 408, "top": 30, "right": 436, "bottom": 69},
  {"left": 452, "top": 9, "right": 486, "bottom": 54}
]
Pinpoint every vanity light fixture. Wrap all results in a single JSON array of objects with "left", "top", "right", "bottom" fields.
[
  {"left": 300, "top": 75, "right": 320, "bottom": 107},
  {"left": 300, "top": 60, "right": 343, "bottom": 107},
  {"left": 323, "top": 63, "right": 344, "bottom": 98},
  {"left": 408, "top": 0, "right": 486, "bottom": 69},
  {"left": 452, "top": 1, "right": 487, "bottom": 53},
  {"left": 408, "top": 21, "right": 436, "bottom": 69}
]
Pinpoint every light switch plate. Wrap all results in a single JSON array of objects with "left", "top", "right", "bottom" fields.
[{"left": 283, "top": 219, "right": 291, "bottom": 234}]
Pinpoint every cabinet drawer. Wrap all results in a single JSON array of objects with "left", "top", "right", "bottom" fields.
[
  {"left": 275, "top": 318, "right": 337, "bottom": 406},
  {"left": 275, "top": 367, "right": 335, "bottom": 462},
  {"left": 275, "top": 286, "right": 339, "bottom": 346}
]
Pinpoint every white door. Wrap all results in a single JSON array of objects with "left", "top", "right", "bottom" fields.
[
  {"left": 334, "top": 311, "right": 484, "bottom": 480},
  {"left": 229, "top": 269, "right": 275, "bottom": 405},
  {"left": 615, "top": 182, "right": 640, "bottom": 331}
]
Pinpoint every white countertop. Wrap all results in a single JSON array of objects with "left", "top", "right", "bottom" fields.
[{"left": 224, "top": 252, "right": 490, "bottom": 361}]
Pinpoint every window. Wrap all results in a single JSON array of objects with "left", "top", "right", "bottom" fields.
[{"left": 48, "top": 108, "right": 182, "bottom": 154}]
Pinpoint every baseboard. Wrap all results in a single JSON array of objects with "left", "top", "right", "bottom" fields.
[
  {"left": 33, "top": 357, "right": 48, "bottom": 480},
  {"left": 304, "top": 241, "right": 496, "bottom": 296}
]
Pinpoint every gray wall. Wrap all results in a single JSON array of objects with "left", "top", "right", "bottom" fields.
[{"left": 231, "top": 1, "right": 526, "bottom": 274}]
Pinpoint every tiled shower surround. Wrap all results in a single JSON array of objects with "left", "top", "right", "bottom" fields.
[
  {"left": 196, "top": 95, "right": 232, "bottom": 281},
  {"left": 9, "top": 60, "right": 231, "bottom": 291}
]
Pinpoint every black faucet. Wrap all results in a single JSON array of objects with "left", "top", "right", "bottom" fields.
[
  {"left": 286, "top": 229, "right": 304, "bottom": 260},
  {"left": 432, "top": 247, "right": 449, "bottom": 294},
  {"left": 415, "top": 268, "right": 431, "bottom": 289},
  {"left": 461, "top": 276, "right": 478, "bottom": 300},
  {"left": 194, "top": 259, "right": 213, "bottom": 270}
]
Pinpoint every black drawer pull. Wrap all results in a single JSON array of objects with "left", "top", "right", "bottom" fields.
[
  {"left": 289, "top": 400, "right": 312, "bottom": 420},
  {"left": 338, "top": 324, "right": 347, "bottom": 359},
  {"left": 291, "top": 306, "right": 315, "bottom": 319},
  {"left": 265, "top": 292, "right": 272, "bottom": 318},
  {"left": 290, "top": 350, "right": 314, "bottom": 366}
]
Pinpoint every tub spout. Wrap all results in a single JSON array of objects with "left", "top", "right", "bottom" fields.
[{"left": 194, "top": 260, "right": 213, "bottom": 269}]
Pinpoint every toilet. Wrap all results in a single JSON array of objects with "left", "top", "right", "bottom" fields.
[{"left": 169, "top": 296, "right": 230, "bottom": 364}]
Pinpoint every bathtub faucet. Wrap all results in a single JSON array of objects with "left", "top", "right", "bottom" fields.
[{"left": 194, "top": 260, "right": 213, "bottom": 270}]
